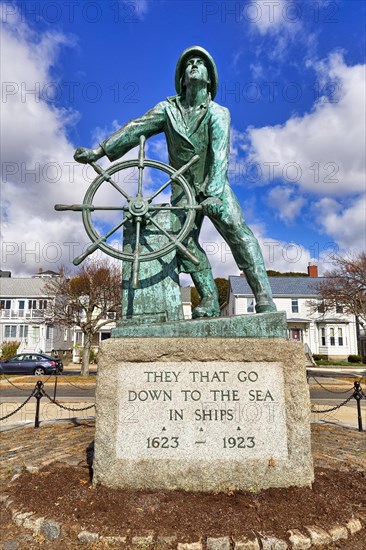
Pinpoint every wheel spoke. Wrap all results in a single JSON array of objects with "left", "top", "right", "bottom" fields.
[
  {"left": 148, "top": 205, "right": 202, "bottom": 211},
  {"left": 55, "top": 204, "right": 126, "bottom": 212},
  {"left": 73, "top": 216, "right": 129, "bottom": 265},
  {"left": 90, "top": 162, "right": 131, "bottom": 200},
  {"left": 147, "top": 154, "right": 199, "bottom": 202},
  {"left": 132, "top": 218, "right": 142, "bottom": 289},
  {"left": 146, "top": 214, "right": 200, "bottom": 266},
  {"left": 137, "top": 135, "right": 146, "bottom": 196}
]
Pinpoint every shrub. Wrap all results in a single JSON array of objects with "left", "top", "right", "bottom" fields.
[
  {"left": 348, "top": 354, "right": 362, "bottom": 363},
  {"left": 79, "top": 347, "right": 98, "bottom": 363},
  {"left": 313, "top": 354, "right": 328, "bottom": 361},
  {"left": 0, "top": 341, "right": 21, "bottom": 360},
  {"left": 89, "top": 348, "right": 98, "bottom": 364}
]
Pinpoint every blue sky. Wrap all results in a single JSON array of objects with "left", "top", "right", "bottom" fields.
[{"left": 1, "top": 0, "right": 365, "bottom": 279}]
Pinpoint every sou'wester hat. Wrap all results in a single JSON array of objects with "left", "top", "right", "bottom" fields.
[{"left": 175, "top": 46, "right": 218, "bottom": 99}]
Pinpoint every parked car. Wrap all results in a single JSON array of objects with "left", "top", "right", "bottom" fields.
[{"left": 0, "top": 353, "right": 63, "bottom": 376}]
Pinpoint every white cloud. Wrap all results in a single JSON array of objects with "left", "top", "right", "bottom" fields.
[
  {"left": 249, "top": 0, "right": 297, "bottom": 35},
  {"left": 313, "top": 195, "right": 366, "bottom": 253},
  {"left": 266, "top": 186, "right": 306, "bottom": 224},
  {"left": 0, "top": 6, "right": 92, "bottom": 275},
  {"left": 242, "top": 53, "right": 366, "bottom": 254},
  {"left": 247, "top": 0, "right": 309, "bottom": 62},
  {"left": 247, "top": 54, "right": 366, "bottom": 195},
  {"left": 0, "top": 0, "right": 167, "bottom": 279}
]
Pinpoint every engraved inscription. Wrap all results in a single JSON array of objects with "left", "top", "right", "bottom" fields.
[{"left": 116, "top": 362, "right": 288, "bottom": 460}]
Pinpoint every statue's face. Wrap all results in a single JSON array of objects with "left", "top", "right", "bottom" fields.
[{"left": 183, "top": 56, "right": 210, "bottom": 89}]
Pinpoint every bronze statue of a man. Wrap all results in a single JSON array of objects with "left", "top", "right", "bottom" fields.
[{"left": 74, "top": 46, "right": 276, "bottom": 317}]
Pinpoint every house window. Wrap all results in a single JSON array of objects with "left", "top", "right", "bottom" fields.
[
  {"left": 28, "top": 300, "right": 37, "bottom": 309},
  {"left": 46, "top": 326, "right": 53, "bottom": 339},
  {"left": 330, "top": 328, "right": 335, "bottom": 346},
  {"left": 247, "top": 298, "right": 255, "bottom": 313},
  {"left": 338, "top": 327, "right": 343, "bottom": 346},
  {"left": 64, "top": 329, "right": 68, "bottom": 341},
  {"left": 4, "top": 325, "right": 17, "bottom": 338},
  {"left": 336, "top": 303, "right": 343, "bottom": 313},
  {"left": 291, "top": 299, "right": 299, "bottom": 313},
  {"left": 39, "top": 300, "right": 47, "bottom": 309},
  {"left": 321, "top": 328, "right": 326, "bottom": 346},
  {"left": 0, "top": 300, "right": 11, "bottom": 310},
  {"left": 317, "top": 301, "right": 325, "bottom": 313},
  {"left": 19, "top": 325, "right": 29, "bottom": 338}
]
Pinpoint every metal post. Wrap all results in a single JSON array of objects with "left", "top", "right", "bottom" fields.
[
  {"left": 353, "top": 381, "right": 363, "bottom": 432},
  {"left": 34, "top": 380, "right": 44, "bottom": 429},
  {"left": 53, "top": 368, "right": 59, "bottom": 401}
]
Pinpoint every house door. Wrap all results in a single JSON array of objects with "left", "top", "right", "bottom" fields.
[{"left": 290, "top": 328, "right": 302, "bottom": 341}]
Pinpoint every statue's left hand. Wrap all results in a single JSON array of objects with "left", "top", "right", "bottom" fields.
[{"left": 200, "top": 197, "right": 223, "bottom": 218}]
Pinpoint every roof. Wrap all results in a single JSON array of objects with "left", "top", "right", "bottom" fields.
[
  {"left": 0, "top": 277, "right": 49, "bottom": 298},
  {"left": 229, "top": 276, "right": 326, "bottom": 297},
  {"left": 314, "top": 318, "right": 350, "bottom": 324}
]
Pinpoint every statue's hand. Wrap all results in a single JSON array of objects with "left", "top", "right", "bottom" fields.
[
  {"left": 73, "top": 147, "right": 101, "bottom": 164},
  {"left": 200, "top": 197, "right": 223, "bottom": 218}
]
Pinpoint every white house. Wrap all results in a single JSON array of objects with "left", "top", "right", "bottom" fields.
[
  {"left": 0, "top": 270, "right": 73, "bottom": 355},
  {"left": 221, "top": 266, "right": 358, "bottom": 360}
]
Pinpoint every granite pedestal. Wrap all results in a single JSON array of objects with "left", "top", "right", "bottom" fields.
[{"left": 93, "top": 335, "right": 314, "bottom": 492}]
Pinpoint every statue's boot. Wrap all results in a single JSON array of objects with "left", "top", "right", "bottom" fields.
[
  {"left": 191, "top": 269, "right": 220, "bottom": 318},
  {"left": 243, "top": 266, "right": 276, "bottom": 313}
]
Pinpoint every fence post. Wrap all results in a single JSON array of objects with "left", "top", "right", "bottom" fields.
[
  {"left": 353, "top": 381, "right": 363, "bottom": 432},
  {"left": 53, "top": 368, "right": 59, "bottom": 401},
  {"left": 34, "top": 380, "right": 44, "bottom": 429}
]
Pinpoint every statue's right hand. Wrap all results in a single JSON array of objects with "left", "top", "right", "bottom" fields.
[{"left": 73, "top": 147, "right": 99, "bottom": 164}]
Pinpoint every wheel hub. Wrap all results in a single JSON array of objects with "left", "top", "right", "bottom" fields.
[{"left": 129, "top": 197, "right": 149, "bottom": 217}]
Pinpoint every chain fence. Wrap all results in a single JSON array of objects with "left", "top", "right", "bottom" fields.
[
  {"left": 42, "top": 388, "right": 96, "bottom": 412},
  {"left": 0, "top": 389, "right": 36, "bottom": 422},
  {"left": 0, "top": 370, "right": 54, "bottom": 390},
  {"left": 310, "top": 377, "right": 365, "bottom": 431},
  {"left": 1, "top": 375, "right": 364, "bottom": 430},
  {"left": 311, "top": 394, "right": 354, "bottom": 414},
  {"left": 309, "top": 375, "right": 355, "bottom": 394},
  {"left": 0, "top": 380, "right": 95, "bottom": 427},
  {"left": 56, "top": 371, "right": 96, "bottom": 391}
]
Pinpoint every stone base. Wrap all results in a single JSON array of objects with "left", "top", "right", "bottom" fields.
[
  {"left": 93, "top": 337, "right": 314, "bottom": 492},
  {"left": 112, "top": 311, "right": 287, "bottom": 338}
]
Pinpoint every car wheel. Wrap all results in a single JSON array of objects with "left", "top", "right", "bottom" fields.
[{"left": 34, "top": 367, "right": 45, "bottom": 376}]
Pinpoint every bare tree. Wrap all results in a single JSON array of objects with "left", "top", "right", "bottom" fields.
[
  {"left": 45, "top": 260, "right": 122, "bottom": 375},
  {"left": 310, "top": 252, "right": 366, "bottom": 330}
]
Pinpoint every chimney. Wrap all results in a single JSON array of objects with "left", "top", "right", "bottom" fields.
[
  {"left": 38, "top": 267, "right": 43, "bottom": 274},
  {"left": 307, "top": 264, "right": 318, "bottom": 277}
]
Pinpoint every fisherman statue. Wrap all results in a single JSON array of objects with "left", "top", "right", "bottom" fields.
[{"left": 74, "top": 46, "right": 276, "bottom": 318}]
